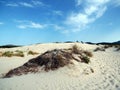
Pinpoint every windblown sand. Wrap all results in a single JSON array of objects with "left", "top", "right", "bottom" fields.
[{"left": 0, "top": 43, "right": 120, "bottom": 90}]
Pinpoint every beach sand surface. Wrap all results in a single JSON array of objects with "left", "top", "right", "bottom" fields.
[{"left": 0, "top": 43, "right": 120, "bottom": 90}]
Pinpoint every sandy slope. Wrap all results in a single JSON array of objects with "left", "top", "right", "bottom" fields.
[{"left": 0, "top": 43, "right": 120, "bottom": 90}]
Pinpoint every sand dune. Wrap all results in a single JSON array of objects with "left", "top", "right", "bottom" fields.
[{"left": 0, "top": 43, "right": 120, "bottom": 90}]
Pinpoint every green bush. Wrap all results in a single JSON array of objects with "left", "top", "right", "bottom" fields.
[
  {"left": 2, "top": 50, "right": 24, "bottom": 57},
  {"left": 27, "top": 51, "right": 39, "bottom": 55},
  {"left": 81, "top": 56, "right": 90, "bottom": 64},
  {"left": 2, "top": 51, "right": 13, "bottom": 57},
  {"left": 14, "top": 50, "right": 24, "bottom": 57},
  {"left": 15, "top": 52, "right": 24, "bottom": 57}
]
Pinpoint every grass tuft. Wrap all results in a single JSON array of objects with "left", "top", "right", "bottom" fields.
[
  {"left": 27, "top": 51, "right": 39, "bottom": 55},
  {"left": 83, "top": 51, "right": 93, "bottom": 57},
  {"left": 2, "top": 51, "right": 13, "bottom": 57},
  {"left": 14, "top": 50, "right": 24, "bottom": 57},
  {"left": 94, "top": 47, "right": 105, "bottom": 52},
  {"left": 72, "top": 44, "right": 81, "bottom": 54},
  {"left": 81, "top": 56, "right": 90, "bottom": 64}
]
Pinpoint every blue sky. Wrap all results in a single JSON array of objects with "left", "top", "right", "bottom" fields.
[{"left": 0, "top": 0, "right": 120, "bottom": 45}]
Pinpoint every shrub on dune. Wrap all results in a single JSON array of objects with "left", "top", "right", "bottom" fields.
[
  {"left": 14, "top": 50, "right": 24, "bottom": 57},
  {"left": 2, "top": 50, "right": 24, "bottom": 57},
  {"left": 94, "top": 47, "right": 105, "bottom": 52},
  {"left": 27, "top": 50, "right": 39, "bottom": 55},
  {"left": 116, "top": 47, "right": 120, "bottom": 51},
  {"left": 2, "top": 51, "right": 14, "bottom": 57},
  {"left": 83, "top": 51, "right": 93, "bottom": 57},
  {"left": 71, "top": 44, "right": 81, "bottom": 54},
  {"left": 81, "top": 56, "right": 90, "bottom": 64},
  {"left": 0, "top": 52, "right": 3, "bottom": 57},
  {"left": 4, "top": 44, "right": 93, "bottom": 78}
]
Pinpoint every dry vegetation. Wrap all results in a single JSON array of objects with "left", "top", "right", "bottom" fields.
[
  {"left": 27, "top": 50, "right": 39, "bottom": 55},
  {"left": 1, "top": 51, "right": 24, "bottom": 57},
  {"left": 94, "top": 45, "right": 120, "bottom": 52},
  {"left": 2, "top": 51, "right": 14, "bottom": 57},
  {"left": 0, "top": 50, "right": 39, "bottom": 57},
  {"left": 0, "top": 52, "right": 3, "bottom": 57},
  {"left": 94, "top": 47, "right": 105, "bottom": 52},
  {"left": 83, "top": 51, "right": 93, "bottom": 57},
  {"left": 114, "top": 45, "right": 120, "bottom": 51},
  {"left": 4, "top": 44, "right": 93, "bottom": 78}
]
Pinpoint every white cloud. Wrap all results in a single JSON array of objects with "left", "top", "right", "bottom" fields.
[
  {"left": 64, "top": 0, "right": 110, "bottom": 32},
  {"left": 5, "top": 0, "right": 48, "bottom": 8},
  {"left": 53, "top": 25, "right": 63, "bottom": 30},
  {"left": 6, "top": 3, "right": 18, "bottom": 7},
  {"left": 19, "top": 2, "right": 34, "bottom": 8},
  {"left": 52, "top": 10, "right": 63, "bottom": 16},
  {"left": 31, "top": 0, "right": 45, "bottom": 6},
  {"left": 30, "top": 22, "right": 44, "bottom": 28},
  {"left": 18, "top": 25, "right": 27, "bottom": 29},
  {"left": 17, "top": 20, "right": 44, "bottom": 29},
  {"left": 76, "top": 0, "right": 83, "bottom": 6}
]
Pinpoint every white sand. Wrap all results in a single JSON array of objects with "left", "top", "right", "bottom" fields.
[{"left": 0, "top": 43, "right": 120, "bottom": 90}]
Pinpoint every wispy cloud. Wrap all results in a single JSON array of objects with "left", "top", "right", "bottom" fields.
[
  {"left": 6, "top": 3, "right": 18, "bottom": 7},
  {"left": 31, "top": 0, "right": 46, "bottom": 6},
  {"left": 64, "top": 0, "right": 110, "bottom": 32},
  {"left": 52, "top": 10, "right": 63, "bottom": 16},
  {"left": 75, "top": 0, "right": 82, "bottom": 6},
  {"left": 16, "top": 20, "right": 45, "bottom": 29},
  {"left": 19, "top": 2, "right": 34, "bottom": 8},
  {"left": 5, "top": 0, "right": 48, "bottom": 8}
]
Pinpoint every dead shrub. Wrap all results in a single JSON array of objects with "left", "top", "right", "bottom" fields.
[
  {"left": 4, "top": 46, "right": 93, "bottom": 78},
  {"left": 72, "top": 44, "right": 81, "bottom": 54},
  {"left": 83, "top": 51, "right": 93, "bottom": 57}
]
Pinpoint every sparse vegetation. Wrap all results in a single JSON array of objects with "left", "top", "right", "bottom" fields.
[
  {"left": 94, "top": 47, "right": 105, "bottom": 52},
  {"left": 14, "top": 50, "right": 24, "bottom": 57},
  {"left": 83, "top": 51, "right": 93, "bottom": 57},
  {"left": 116, "top": 47, "right": 120, "bottom": 51},
  {"left": 2, "top": 51, "right": 14, "bottom": 57},
  {"left": 4, "top": 44, "right": 93, "bottom": 78},
  {"left": 81, "top": 56, "right": 90, "bottom": 64},
  {"left": 0, "top": 52, "right": 3, "bottom": 57},
  {"left": 2, "top": 50, "right": 24, "bottom": 57},
  {"left": 27, "top": 50, "right": 39, "bottom": 55},
  {"left": 0, "top": 50, "right": 40, "bottom": 57},
  {"left": 103, "top": 45, "right": 110, "bottom": 49},
  {"left": 71, "top": 44, "right": 81, "bottom": 54}
]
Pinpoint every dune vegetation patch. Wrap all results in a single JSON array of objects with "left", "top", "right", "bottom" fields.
[
  {"left": 94, "top": 45, "right": 120, "bottom": 52},
  {"left": 94, "top": 47, "right": 105, "bottom": 52},
  {"left": 0, "top": 50, "right": 40, "bottom": 57},
  {"left": 4, "top": 45, "right": 93, "bottom": 78},
  {"left": 27, "top": 50, "right": 39, "bottom": 55},
  {"left": 1, "top": 50, "right": 24, "bottom": 57}
]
